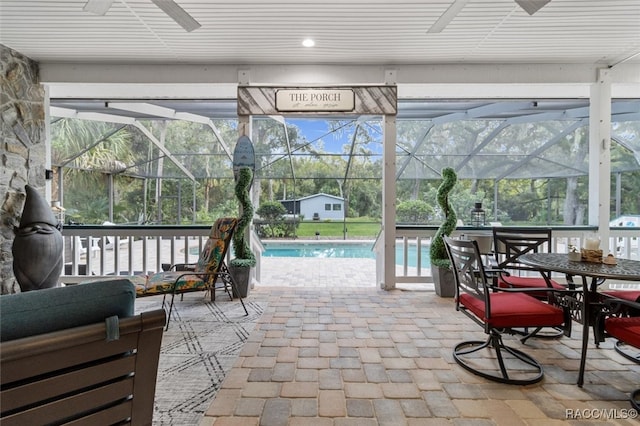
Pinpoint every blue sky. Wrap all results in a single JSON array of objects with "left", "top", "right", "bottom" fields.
[{"left": 287, "top": 118, "right": 383, "bottom": 155}]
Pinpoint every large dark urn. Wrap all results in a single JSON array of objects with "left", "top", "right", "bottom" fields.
[{"left": 12, "top": 185, "right": 64, "bottom": 291}]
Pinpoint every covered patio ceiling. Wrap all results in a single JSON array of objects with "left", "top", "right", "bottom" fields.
[{"left": 1, "top": 0, "right": 639, "bottom": 66}]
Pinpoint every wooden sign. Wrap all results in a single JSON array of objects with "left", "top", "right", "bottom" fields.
[{"left": 275, "top": 89, "right": 355, "bottom": 112}]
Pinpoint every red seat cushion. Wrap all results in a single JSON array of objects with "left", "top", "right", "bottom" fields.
[
  {"left": 459, "top": 292, "right": 565, "bottom": 329},
  {"left": 497, "top": 275, "right": 564, "bottom": 299},
  {"left": 602, "top": 291, "right": 640, "bottom": 303},
  {"left": 498, "top": 275, "right": 563, "bottom": 290},
  {"left": 605, "top": 316, "right": 640, "bottom": 349}
]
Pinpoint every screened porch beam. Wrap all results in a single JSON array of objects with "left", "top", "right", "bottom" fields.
[
  {"left": 107, "top": 102, "right": 233, "bottom": 160},
  {"left": 132, "top": 122, "right": 197, "bottom": 182},
  {"left": 430, "top": 101, "right": 534, "bottom": 124},
  {"left": 455, "top": 122, "right": 509, "bottom": 171},
  {"left": 50, "top": 106, "right": 196, "bottom": 182},
  {"left": 58, "top": 124, "right": 128, "bottom": 167},
  {"left": 494, "top": 119, "right": 587, "bottom": 181},
  {"left": 395, "top": 123, "right": 434, "bottom": 179}
]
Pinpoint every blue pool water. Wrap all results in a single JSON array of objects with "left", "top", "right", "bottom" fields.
[
  {"left": 262, "top": 242, "right": 430, "bottom": 267},
  {"left": 263, "top": 242, "right": 375, "bottom": 259},
  {"left": 191, "top": 241, "right": 431, "bottom": 267}
]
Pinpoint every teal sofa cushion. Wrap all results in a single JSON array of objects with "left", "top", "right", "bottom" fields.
[{"left": 0, "top": 279, "right": 136, "bottom": 342}]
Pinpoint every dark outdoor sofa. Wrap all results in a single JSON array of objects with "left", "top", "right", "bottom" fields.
[{"left": 0, "top": 280, "right": 165, "bottom": 426}]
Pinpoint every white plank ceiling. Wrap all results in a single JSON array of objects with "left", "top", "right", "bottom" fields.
[{"left": 0, "top": 0, "right": 639, "bottom": 66}]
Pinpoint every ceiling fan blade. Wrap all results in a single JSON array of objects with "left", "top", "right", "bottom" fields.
[
  {"left": 83, "top": 0, "right": 115, "bottom": 15},
  {"left": 427, "top": 0, "right": 470, "bottom": 34},
  {"left": 150, "top": 0, "right": 201, "bottom": 32},
  {"left": 514, "top": 0, "right": 551, "bottom": 15}
]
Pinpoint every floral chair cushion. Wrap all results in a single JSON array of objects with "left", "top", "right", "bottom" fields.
[
  {"left": 122, "top": 275, "right": 148, "bottom": 296},
  {"left": 195, "top": 237, "right": 224, "bottom": 274},
  {"left": 197, "top": 217, "right": 237, "bottom": 273},
  {"left": 137, "top": 217, "right": 238, "bottom": 297},
  {"left": 138, "top": 272, "right": 209, "bottom": 295},
  {"left": 207, "top": 216, "right": 237, "bottom": 240}
]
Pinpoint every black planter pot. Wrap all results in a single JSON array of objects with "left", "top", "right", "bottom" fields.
[
  {"left": 229, "top": 264, "right": 251, "bottom": 298},
  {"left": 432, "top": 265, "right": 455, "bottom": 298}
]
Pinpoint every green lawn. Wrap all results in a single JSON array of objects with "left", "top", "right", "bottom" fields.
[{"left": 295, "top": 219, "right": 381, "bottom": 238}]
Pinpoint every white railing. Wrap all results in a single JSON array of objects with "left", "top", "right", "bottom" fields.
[
  {"left": 62, "top": 224, "right": 638, "bottom": 288},
  {"left": 377, "top": 226, "right": 640, "bottom": 286},
  {"left": 62, "top": 226, "right": 203, "bottom": 283},
  {"left": 60, "top": 225, "right": 265, "bottom": 284}
]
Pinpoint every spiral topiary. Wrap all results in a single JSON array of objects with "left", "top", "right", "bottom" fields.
[
  {"left": 230, "top": 167, "right": 256, "bottom": 268},
  {"left": 429, "top": 167, "right": 457, "bottom": 268}
]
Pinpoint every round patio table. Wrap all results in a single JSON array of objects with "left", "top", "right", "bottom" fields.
[{"left": 519, "top": 252, "right": 640, "bottom": 387}]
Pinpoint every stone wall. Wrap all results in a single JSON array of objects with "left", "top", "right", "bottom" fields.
[{"left": 0, "top": 44, "right": 46, "bottom": 294}]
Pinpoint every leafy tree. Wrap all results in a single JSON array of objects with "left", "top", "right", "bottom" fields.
[
  {"left": 396, "top": 200, "right": 434, "bottom": 224},
  {"left": 256, "top": 201, "right": 287, "bottom": 237},
  {"left": 51, "top": 119, "right": 134, "bottom": 223},
  {"left": 610, "top": 120, "right": 640, "bottom": 218},
  {"left": 349, "top": 179, "right": 381, "bottom": 218},
  {"left": 562, "top": 127, "right": 589, "bottom": 225}
]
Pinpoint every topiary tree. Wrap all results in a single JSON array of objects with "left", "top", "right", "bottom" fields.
[
  {"left": 429, "top": 167, "right": 458, "bottom": 268},
  {"left": 230, "top": 167, "right": 256, "bottom": 268}
]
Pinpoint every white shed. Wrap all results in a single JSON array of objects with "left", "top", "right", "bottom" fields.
[{"left": 281, "top": 193, "right": 345, "bottom": 221}]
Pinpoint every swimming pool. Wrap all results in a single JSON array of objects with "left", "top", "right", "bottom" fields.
[
  {"left": 261, "top": 241, "right": 430, "bottom": 267},
  {"left": 262, "top": 242, "right": 375, "bottom": 258},
  {"left": 190, "top": 240, "right": 431, "bottom": 267}
]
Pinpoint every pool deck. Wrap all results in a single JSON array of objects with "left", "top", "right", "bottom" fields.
[
  {"left": 258, "top": 239, "right": 378, "bottom": 288},
  {"left": 257, "top": 239, "right": 435, "bottom": 291},
  {"left": 258, "top": 256, "right": 378, "bottom": 288}
]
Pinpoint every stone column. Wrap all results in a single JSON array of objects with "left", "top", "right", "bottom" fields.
[{"left": 1, "top": 44, "right": 46, "bottom": 294}]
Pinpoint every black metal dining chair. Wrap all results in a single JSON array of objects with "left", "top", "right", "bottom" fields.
[
  {"left": 598, "top": 295, "right": 640, "bottom": 411},
  {"left": 492, "top": 227, "right": 563, "bottom": 292},
  {"left": 444, "top": 236, "right": 571, "bottom": 385},
  {"left": 598, "top": 291, "right": 640, "bottom": 362},
  {"left": 491, "top": 227, "right": 565, "bottom": 342}
]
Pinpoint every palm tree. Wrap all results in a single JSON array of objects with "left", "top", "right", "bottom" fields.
[{"left": 51, "top": 119, "right": 134, "bottom": 222}]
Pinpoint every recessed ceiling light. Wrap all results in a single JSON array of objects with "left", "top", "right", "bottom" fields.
[{"left": 302, "top": 39, "right": 315, "bottom": 47}]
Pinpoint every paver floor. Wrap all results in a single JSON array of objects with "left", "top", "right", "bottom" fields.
[{"left": 200, "top": 258, "right": 640, "bottom": 425}]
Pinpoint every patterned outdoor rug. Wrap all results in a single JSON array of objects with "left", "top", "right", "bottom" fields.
[{"left": 135, "top": 292, "right": 265, "bottom": 425}]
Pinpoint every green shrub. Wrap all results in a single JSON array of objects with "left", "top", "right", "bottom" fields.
[{"left": 396, "top": 199, "right": 434, "bottom": 224}]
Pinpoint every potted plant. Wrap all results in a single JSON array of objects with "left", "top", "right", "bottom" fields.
[
  {"left": 568, "top": 244, "right": 581, "bottom": 261},
  {"left": 229, "top": 166, "right": 256, "bottom": 298},
  {"left": 430, "top": 167, "right": 458, "bottom": 297}
]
